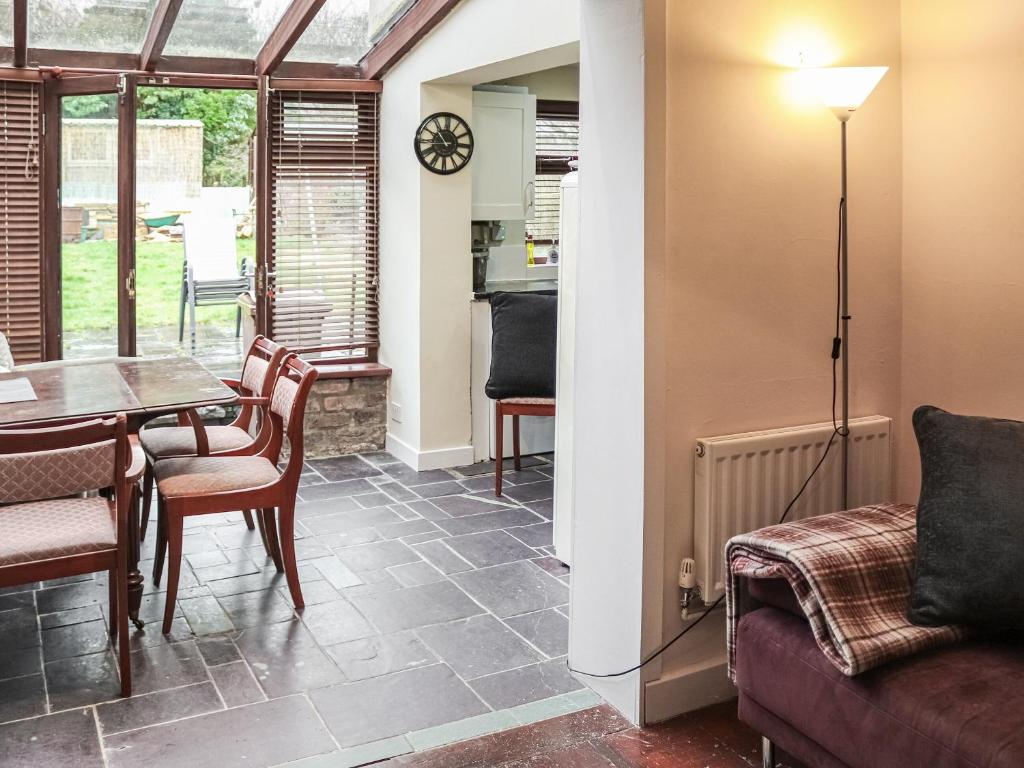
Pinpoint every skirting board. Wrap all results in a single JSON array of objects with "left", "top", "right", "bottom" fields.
[
  {"left": 642, "top": 653, "right": 738, "bottom": 725},
  {"left": 386, "top": 432, "right": 476, "bottom": 471}
]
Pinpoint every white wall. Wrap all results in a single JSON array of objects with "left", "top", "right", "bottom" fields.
[
  {"left": 378, "top": 0, "right": 580, "bottom": 470},
  {"left": 567, "top": 0, "right": 656, "bottom": 723},
  {"left": 490, "top": 64, "right": 581, "bottom": 101}
]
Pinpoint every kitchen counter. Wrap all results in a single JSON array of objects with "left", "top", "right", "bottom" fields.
[{"left": 473, "top": 279, "right": 559, "bottom": 300}]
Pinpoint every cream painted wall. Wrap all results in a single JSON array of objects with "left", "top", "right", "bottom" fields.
[
  {"left": 897, "top": 0, "right": 1024, "bottom": 500},
  {"left": 643, "top": 0, "right": 904, "bottom": 717},
  {"left": 378, "top": 0, "right": 580, "bottom": 469}
]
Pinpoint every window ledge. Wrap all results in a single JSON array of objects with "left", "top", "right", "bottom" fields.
[{"left": 311, "top": 361, "right": 391, "bottom": 380}]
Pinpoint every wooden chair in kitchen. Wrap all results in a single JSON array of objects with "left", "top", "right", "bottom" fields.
[
  {"left": 138, "top": 335, "right": 288, "bottom": 544},
  {"left": 151, "top": 354, "right": 319, "bottom": 633},
  {"left": 0, "top": 415, "right": 137, "bottom": 696},
  {"left": 485, "top": 292, "right": 558, "bottom": 497}
]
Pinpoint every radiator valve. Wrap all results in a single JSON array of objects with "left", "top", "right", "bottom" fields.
[{"left": 679, "top": 558, "right": 701, "bottom": 619}]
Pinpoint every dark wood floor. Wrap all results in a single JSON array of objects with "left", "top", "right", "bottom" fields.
[{"left": 378, "top": 700, "right": 804, "bottom": 767}]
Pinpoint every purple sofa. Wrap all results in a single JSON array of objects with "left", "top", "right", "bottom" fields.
[{"left": 734, "top": 579, "right": 1024, "bottom": 768}]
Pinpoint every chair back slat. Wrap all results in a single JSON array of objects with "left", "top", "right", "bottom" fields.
[
  {"left": 240, "top": 355, "right": 270, "bottom": 396},
  {"left": 264, "top": 355, "right": 318, "bottom": 484}
]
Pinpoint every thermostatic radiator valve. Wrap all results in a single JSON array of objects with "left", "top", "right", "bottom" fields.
[{"left": 679, "top": 558, "right": 701, "bottom": 619}]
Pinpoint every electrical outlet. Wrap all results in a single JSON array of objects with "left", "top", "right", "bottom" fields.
[{"left": 391, "top": 402, "right": 403, "bottom": 423}]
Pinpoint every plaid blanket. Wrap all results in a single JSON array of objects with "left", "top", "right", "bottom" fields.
[{"left": 726, "top": 502, "right": 967, "bottom": 679}]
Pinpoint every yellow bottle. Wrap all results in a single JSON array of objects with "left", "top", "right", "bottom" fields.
[{"left": 526, "top": 234, "right": 535, "bottom": 266}]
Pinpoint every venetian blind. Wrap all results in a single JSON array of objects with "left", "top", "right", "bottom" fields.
[
  {"left": 269, "top": 89, "right": 379, "bottom": 359},
  {"left": 0, "top": 80, "right": 43, "bottom": 364},
  {"left": 526, "top": 103, "right": 579, "bottom": 244}
]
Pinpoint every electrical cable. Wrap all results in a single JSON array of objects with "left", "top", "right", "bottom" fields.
[{"left": 568, "top": 197, "right": 847, "bottom": 679}]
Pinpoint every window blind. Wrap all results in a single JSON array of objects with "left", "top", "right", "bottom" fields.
[
  {"left": 0, "top": 80, "right": 43, "bottom": 365},
  {"left": 268, "top": 89, "right": 379, "bottom": 360},
  {"left": 526, "top": 102, "right": 578, "bottom": 244}
]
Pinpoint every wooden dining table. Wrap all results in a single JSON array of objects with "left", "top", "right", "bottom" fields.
[{"left": 0, "top": 357, "right": 238, "bottom": 628}]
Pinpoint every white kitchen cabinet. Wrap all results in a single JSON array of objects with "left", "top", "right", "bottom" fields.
[{"left": 471, "top": 89, "right": 537, "bottom": 221}]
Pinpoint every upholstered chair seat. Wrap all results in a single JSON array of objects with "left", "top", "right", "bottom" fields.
[
  {"left": 501, "top": 397, "right": 557, "bottom": 406},
  {"left": 140, "top": 425, "right": 252, "bottom": 459},
  {"left": 0, "top": 497, "right": 117, "bottom": 567},
  {"left": 155, "top": 455, "right": 280, "bottom": 498}
]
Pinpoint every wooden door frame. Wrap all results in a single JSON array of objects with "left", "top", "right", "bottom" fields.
[
  {"left": 117, "top": 74, "right": 137, "bottom": 357},
  {"left": 41, "top": 74, "right": 125, "bottom": 360}
]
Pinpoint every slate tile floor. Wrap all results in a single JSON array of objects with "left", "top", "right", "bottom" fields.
[{"left": 0, "top": 451, "right": 592, "bottom": 768}]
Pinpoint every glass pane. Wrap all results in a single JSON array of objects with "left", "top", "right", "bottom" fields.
[
  {"left": 163, "top": 0, "right": 291, "bottom": 59},
  {"left": 286, "top": 0, "right": 372, "bottom": 65},
  {"left": 31, "top": 0, "right": 159, "bottom": 53},
  {"left": 61, "top": 94, "right": 119, "bottom": 360},
  {"left": 134, "top": 86, "right": 254, "bottom": 377},
  {"left": 0, "top": 0, "right": 13, "bottom": 47}
]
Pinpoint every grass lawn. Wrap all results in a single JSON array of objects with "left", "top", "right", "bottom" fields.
[{"left": 62, "top": 238, "right": 255, "bottom": 332}]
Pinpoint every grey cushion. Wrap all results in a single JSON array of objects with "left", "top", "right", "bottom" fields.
[
  {"left": 485, "top": 292, "right": 557, "bottom": 400},
  {"left": 909, "top": 405, "right": 1024, "bottom": 638}
]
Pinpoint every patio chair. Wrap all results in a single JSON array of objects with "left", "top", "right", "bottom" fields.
[
  {"left": 152, "top": 354, "right": 319, "bottom": 633},
  {"left": 0, "top": 415, "right": 137, "bottom": 696},
  {"left": 178, "top": 212, "right": 248, "bottom": 346},
  {"left": 137, "top": 335, "right": 288, "bottom": 544}
]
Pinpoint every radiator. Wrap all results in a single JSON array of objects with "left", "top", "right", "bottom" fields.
[{"left": 693, "top": 415, "right": 893, "bottom": 602}]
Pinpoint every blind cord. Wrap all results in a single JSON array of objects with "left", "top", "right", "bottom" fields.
[{"left": 568, "top": 197, "right": 846, "bottom": 679}]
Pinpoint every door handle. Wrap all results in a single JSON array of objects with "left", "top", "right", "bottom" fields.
[{"left": 125, "top": 269, "right": 136, "bottom": 300}]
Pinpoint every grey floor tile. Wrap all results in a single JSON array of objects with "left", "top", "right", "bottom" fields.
[
  {"left": 411, "top": 481, "right": 467, "bottom": 499},
  {"left": 0, "top": 673, "right": 46, "bottom": 722},
  {"left": 451, "top": 561, "right": 569, "bottom": 618},
  {"left": 427, "top": 495, "right": 517, "bottom": 518},
  {"left": 339, "top": 568, "right": 404, "bottom": 598},
  {"left": 0, "top": 591, "right": 35, "bottom": 611},
  {"left": 278, "top": 579, "right": 342, "bottom": 608},
  {"left": 39, "top": 604, "right": 103, "bottom": 630},
  {"left": 295, "top": 495, "right": 362, "bottom": 519},
  {"left": 179, "top": 594, "right": 236, "bottom": 636},
  {"left": 41, "top": 618, "right": 111, "bottom": 662},
  {"left": 235, "top": 620, "right": 344, "bottom": 697},
  {"left": 358, "top": 451, "right": 401, "bottom": 467},
  {"left": 373, "top": 481, "right": 418, "bottom": 502},
  {"left": 208, "top": 661, "right": 265, "bottom": 707},
  {"left": 442, "top": 530, "right": 539, "bottom": 569},
  {"left": 308, "top": 455, "right": 382, "bottom": 483},
  {"left": 434, "top": 507, "right": 546, "bottom": 537},
  {"left": 354, "top": 492, "right": 395, "bottom": 509},
  {"left": 0, "top": 647, "right": 42, "bottom": 681},
  {"left": 299, "top": 599, "right": 376, "bottom": 646},
  {"left": 196, "top": 636, "right": 241, "bottom": 666},
  {"left": 458, "top": 475, "right": 499, "bottom": 494},
  {"left": 0, "top": 607, "right": 42, "bottom": 650},
  {"left": 350, "top": 581, "right": 484, "bottom": 634},
  {"left": 308, "top": 555, "right": 364, "bottom": 590},
  {"left": 0, "top": 708, "right": 104, "bottom": 768},
  {"left": 325, "top": 632, "right": 436, "bottom": 682},
  {"left": 302, "top": 506, "right": 404, "bottom": 536},
  {"left": 505, "top": 522, "right": 554, "bottom": 548},
  {"left": 45, "top": 651, "right": 121, "bottom": 710},
  {"left": 468, "top": 658, "right": 582, "bottom": 710},
  {"left": 532, "top": 556, "right": 571, "bottom": 579},
  {"left": 415, "top": 615, "right": 541, "bottom": 680},
  {"left": 501, "top": 480, "right": 554, "bottom": 504},
  {"left": 404, "top": 499, "right": 452, "bottom": 522},
  {"left": 309, "top": 664, "right": 489, "bottom": 748},
  {"left": 192, "top": 557, "right": 261, "bottom": 583},
  {"left": 382, "top": 464, "right": 454, "bottom": 486},
  {"left": 207, "top": 570, "right": 289, "bottom": 598},
  {"left": 412, "top": 539, "right": 474, "bottom": 575},
  {"left": 131, "top": 641, "right": 209, "bottom": 696},
  {"left": 335, "top": 539, "right": 420, "bottom": 572},
  {"left": 525, "top": 498, "right": 554, "bottom": 520},
  {"left": 315, "top": 527, "right": 381, "bottom": 549},
  {"left": 95, "top": 681, "right": 223, "bottom": 735},
  {"left": 504, "top": 609, "right": 570, "bottom": 658},
  {"left": 388, "top": 560, "right": 446, "bottom": 588},
  {"left": 217, "top": 589, "right": 296, "bottom": 629},
  {"left": 104, "top": 695, "right": 337, "bottom": 768},
  {"left": 375, "top": 518, "right": 439, "bottom": 540},
  {"left": 298, "top": 478, "right": 379, "bottom": 502}
]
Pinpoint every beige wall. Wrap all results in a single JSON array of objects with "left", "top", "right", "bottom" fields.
[
  {"left": 647, "top": 0, "right": 904, "bottom": 710},
  {"left": 490, "top": 64, "right": 580, "bottom": 101},
  {"left": 897, "top": 0, "right": 1024, "bottom": 499}
]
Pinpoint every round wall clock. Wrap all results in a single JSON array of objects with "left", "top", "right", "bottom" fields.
[{"left": 414, "top": 112, "right": 474, "bottom": 175}]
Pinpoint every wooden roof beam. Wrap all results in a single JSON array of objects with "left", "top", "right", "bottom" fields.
[
  {"left": 140, "top": 0, "right": 185, "bottom": 71},
  {"left": 360, "top": 0, "right": 461, "bottom": 80},
  {"left": 13, "top": 0, "right": 26, "bottom": 68},
  {"left": 255, "top": 0, "right": 325, "bottom": 76}
]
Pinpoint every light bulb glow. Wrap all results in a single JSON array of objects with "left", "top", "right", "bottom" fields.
[{"left": 805, "top": 66, "right": 888, "bottom": 116}]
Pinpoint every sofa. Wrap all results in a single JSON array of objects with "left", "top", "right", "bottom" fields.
[{"left": 734, "top": 577, "right": 1024, "bottom": 768}]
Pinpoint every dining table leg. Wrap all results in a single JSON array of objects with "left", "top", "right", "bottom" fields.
[{"left": 127, "top": 482, "right": 145, "bottom": 629}]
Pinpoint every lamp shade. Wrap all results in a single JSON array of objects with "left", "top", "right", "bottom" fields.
[{"left": 806, "top": 66, "right": 888, "bottom": 119}]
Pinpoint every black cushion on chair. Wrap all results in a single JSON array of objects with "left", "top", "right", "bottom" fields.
[
  {"left": 909, "top": 405, "right": 1024, "bottom": 638},
  {"left": 485, "top": 292, "right": 558, "bottom": 400}
]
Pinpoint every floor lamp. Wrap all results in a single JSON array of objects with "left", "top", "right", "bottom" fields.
[{"left": 807, "top": 66, "right": 888, "bottom": 510}]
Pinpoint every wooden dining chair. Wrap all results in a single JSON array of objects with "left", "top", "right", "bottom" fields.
[
  {"left": 138, "top": 335, "right": 287, "bottom": 541},
  {"left": 151, "top": 354, "right": 319, "bottom": 633},
  {"left": 0, "top": 415, "right": 137, "bottom": 696},
  {"left": 495, "top": 397, "right": 556, "bottom": 496}
]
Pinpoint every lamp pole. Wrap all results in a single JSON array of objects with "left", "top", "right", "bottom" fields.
[{"left": 839, "top": 117, "right": 849, "bottom": 511}]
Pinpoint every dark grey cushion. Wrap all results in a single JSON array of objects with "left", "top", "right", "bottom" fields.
[
  {"left": 485, "top": 292, "right": 557, "bottom": 400},
  {"left": 909, "top": 405, "right": 1024, "bottom": 638}
]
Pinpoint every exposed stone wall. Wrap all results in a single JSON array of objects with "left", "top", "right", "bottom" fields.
[{"left": 302, "top": 375, "right": 388, "bottom": 459}]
